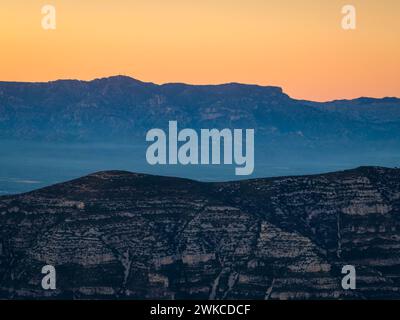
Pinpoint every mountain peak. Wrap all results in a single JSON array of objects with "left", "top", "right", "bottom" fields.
[{"left": 91, "top": 75, "right": 152, "bottom": 85}]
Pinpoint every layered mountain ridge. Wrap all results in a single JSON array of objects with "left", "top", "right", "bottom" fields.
[
  {"left": 1, "top": 75, "right": 399, "bottom": 143},
  {"left": 0, "top": 166, "right": 399, "bottom": 299}
]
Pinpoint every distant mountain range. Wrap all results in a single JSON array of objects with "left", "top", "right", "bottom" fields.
[
  {"left": 1, "top": 166, "right": 399, "bottom": 299},
  {"left": 1, "top": 75, "right": 399, "bottom": 144}
]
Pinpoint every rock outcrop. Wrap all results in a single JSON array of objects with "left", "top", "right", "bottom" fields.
[{"left": 0, "top": 166, "right": 399, "bottom": 299}]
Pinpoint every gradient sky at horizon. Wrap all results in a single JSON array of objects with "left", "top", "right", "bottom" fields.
[{"left": 0, "top": 0, "right": 399, "bottom": 101}]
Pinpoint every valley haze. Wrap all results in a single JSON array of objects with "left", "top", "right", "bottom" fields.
[{"left": 0, "top": 75, "right": 400, "bottom": 195}]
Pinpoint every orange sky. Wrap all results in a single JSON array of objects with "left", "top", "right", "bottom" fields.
[{"left": 0, "top": 0, "right": 399, "bottom": 101}]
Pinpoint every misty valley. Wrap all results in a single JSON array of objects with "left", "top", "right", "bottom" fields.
[{"left": 2, "top": 139, "right": 400, "bottom": 195}]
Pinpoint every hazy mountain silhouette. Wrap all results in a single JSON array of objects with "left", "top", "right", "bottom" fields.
[{"left": 1, "top": 75, "right": 399, "bottom": 143}]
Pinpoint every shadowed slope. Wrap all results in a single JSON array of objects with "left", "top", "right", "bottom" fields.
[{"left": 0, "top": 167, "right": 399, "bottom": 299}]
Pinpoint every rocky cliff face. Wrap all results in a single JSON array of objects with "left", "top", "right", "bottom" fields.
[{"left": 0, "top": 166, "right": 399, "bottom": 299}]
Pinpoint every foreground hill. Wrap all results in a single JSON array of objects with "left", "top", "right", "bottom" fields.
[{"left": 1, "top": 167, "right": 400, "bottom": 299}]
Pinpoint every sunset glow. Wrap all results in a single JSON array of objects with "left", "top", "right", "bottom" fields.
[{"left": 0, "top": 0, "right": 399, "bottom": 101}]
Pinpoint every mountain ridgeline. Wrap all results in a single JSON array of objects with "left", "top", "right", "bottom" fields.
[
  {"left": 0, "top": 166, "right": 400, "bottom": 299},
  {"left": 1, "top": 75, "right": 399, "bottom": 144}
]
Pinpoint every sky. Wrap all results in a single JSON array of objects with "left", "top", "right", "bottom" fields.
[{"left": 0, "top": 0, "right": 399, "bottom": 101}]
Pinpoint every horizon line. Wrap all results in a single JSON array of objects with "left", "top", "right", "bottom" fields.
[{"left": 0, "top": 74, "right": 399, "bottom": 103}]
